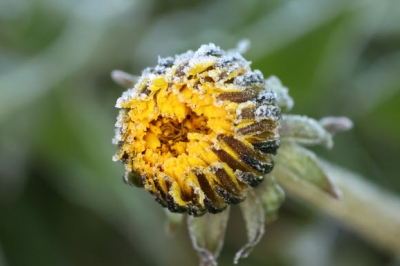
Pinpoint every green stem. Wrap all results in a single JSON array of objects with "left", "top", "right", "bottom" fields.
[{"left": 274, "top": 161, "right": 400, "bottom": 254}]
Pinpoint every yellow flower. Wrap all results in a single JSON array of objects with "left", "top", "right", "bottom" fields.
[
  {"left": 112, "top": 43, "right": 353, "bottom": 265},
  {"left": 113, "top": 43, "right": 280, "bottom": 216}
]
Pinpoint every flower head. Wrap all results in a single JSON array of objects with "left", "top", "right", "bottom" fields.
[
  {"left": 112, "top": 42, "right": 353, "bottom": 265},
  {"left": 113, "top": 43, "right": 281, "bottom": 216}
]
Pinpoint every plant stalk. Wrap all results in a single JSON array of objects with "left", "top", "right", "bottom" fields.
[{"left": 274, "top": 161, "right": 400, "bottom": 255}]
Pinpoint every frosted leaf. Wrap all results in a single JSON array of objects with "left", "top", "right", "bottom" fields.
[
  {"left": 280, "top": 115, "right": 333, "bottom": 149},
  {"left": 234, "top": 175, "right": 285, "bottom": 264},
  {"left": 275, "top": 142, "right": 341, "bottom": 199},
  {"left": 188, "top": 208, "right": 230, "bottom": 266},
  {"left": 235, "top": 189, "right": 264, "bottom": 264}
]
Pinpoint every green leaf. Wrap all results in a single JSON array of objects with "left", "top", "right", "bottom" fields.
[
  {"left": 274, "top": 142, "right": 341, "bottom": 199},
  {"left": 280, "top": 115, "right": 333, "bottom": 149},
  {"left": 187, "top": 208, "right": 230, "bottom": 266}
]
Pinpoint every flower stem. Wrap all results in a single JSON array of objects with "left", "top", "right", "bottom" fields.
[{"left": 274, "top": 160, "right": 400, "bottom": 254}]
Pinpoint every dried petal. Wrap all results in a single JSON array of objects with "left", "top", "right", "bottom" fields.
[
  {"left": 280, "top": 115, "right": 333, "bottom": 149},
  {"left": 274, "top": 142, "right": 341, "bottom": 199},
  {"left": 187, "top": 208, "right": 230, "bottom": 266}
]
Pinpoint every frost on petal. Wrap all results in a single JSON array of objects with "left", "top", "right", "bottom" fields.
[
  {"left": 274, "top": 142, "right": 341, "bottom": 199},
  {"left": 187, "top": 208, "right": 230, "bottom": 266},
  {"left": 113, "top": 43, "right": 280, "bottom": 216},
  {"left": 265, "top": 76, "right": 293, "bottom": 112}
]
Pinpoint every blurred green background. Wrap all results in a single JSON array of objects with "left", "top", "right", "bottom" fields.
[{"left": 1, "top": 0, "right": 400, "bottom": 265}]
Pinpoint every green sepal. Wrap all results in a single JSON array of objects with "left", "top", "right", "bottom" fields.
[
  {"left": 164, "top": 210, "right": 184, "bottom": 236},
  {"left": 187, "top": 207, "right": 230, "bottom": 266},
  {"left": 260, "top": 176, "right": 285, "bottom": 223},
  {"left": 280, "top": 115, "right": 333, "bottom": 149},
  {"left": 274, "top": 141, "right": 341, "bottom": 199},
  {"left": 234, "top": 175, "right": 285, "bottom": 264},
  {"left": 235, "top": 189, "right": 265, "bottom": 264}
]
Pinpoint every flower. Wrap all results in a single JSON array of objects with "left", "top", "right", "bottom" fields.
[
  {"left": 113, "top": 43, "right": 281, "bottom": 216},
  {"left": 112, "top": 43, "right": 352, "bottom": 265}
]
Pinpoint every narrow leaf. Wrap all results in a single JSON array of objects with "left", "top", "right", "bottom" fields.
[{"left": 187, "top": 208, "right": 230, "bottom": 266}]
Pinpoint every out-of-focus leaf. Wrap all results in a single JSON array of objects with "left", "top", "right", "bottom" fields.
[
  {"left": 244, "top": 0, "right": 352, "bottom": 59},
  {"left": 275, "top": 142, "right": 341, "bottom": 199},
  {"left": 0, "top": 0, "right": 142, "bottom": 125},
  {"left": 280, "top": 115, "right": 333, "bottom": 149},
  {"left": 0, "top": 241, "right": 8, "bottom": 266},
  {"left": 349, "top": 52, "right": 400, "bottom": 116},
  {"left": 187, "top": 208, "right": 230, "bottom": 266}
]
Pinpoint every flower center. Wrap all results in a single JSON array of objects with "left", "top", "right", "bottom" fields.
[{"left": 145, "top": 113, "right": 211, "bottom": 157}]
